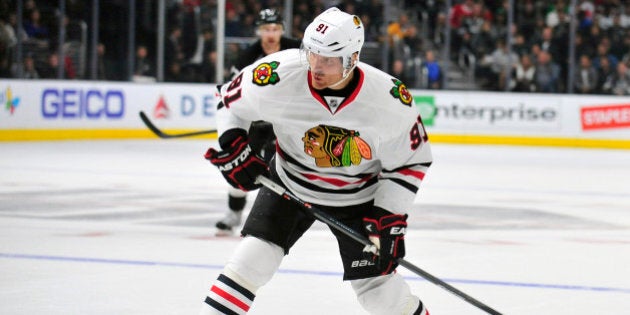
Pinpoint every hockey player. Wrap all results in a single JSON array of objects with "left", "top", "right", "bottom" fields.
[
  {"left": 202, "top": 7, "right": 432, "bottom": 315},
  {"left": 215, "top": 8, "right": 302, "bottom": 235}
]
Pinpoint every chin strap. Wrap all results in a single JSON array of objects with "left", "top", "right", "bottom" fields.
[{"left": 327, "top": 63, "right": 357, "bottom": 89}]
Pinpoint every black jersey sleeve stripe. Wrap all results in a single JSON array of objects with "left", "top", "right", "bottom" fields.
[
  {"left": 380, "top": 177, "right": 419, "bottom": 194},
  {"left": 382, "top": 162, "right": 432, "bottom": 174}
]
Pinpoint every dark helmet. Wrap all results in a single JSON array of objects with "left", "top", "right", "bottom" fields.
[{"left": 256, "top": 8, "right": 283, "bottom": 26}]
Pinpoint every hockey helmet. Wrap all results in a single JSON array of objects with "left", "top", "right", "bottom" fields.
[
  {"left": 256, "top": 9, "right": 283, "bottom": 26},
  {"left": 302, "top": 7, "right": 364, "bottom": 71}
]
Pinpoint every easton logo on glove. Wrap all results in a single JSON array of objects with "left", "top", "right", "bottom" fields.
[
  {"left": 216, "top": 145, "right": 254, "bottom": 171},
  {"left": 205, "top": 130, "right": 269, "bottom": 191}
]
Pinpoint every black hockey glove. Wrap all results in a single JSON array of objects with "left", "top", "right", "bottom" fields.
[
  {"left": 204, "top": 128, "right": 269, "bottom": 191},
  {"left": 362, "top": 207, "right": 408, "bottom": 274}
]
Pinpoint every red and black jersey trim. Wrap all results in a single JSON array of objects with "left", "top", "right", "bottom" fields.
[
  {"left": 277, "top": 144, "right": 378, "bottom": 194},
  {"left": 282, "top": 169, "right": 378, "bottom": 194},
  {"left": 307, "top": 67, "right": 364, "bottom": 114},
  {"left": 379, "top": 177, "right": 418, "bottom": 194},
  {"left": 381, "top": 162, "right": 432, "bottom": 193}
]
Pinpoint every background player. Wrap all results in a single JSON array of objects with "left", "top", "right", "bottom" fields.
[
  {"left": 215, "top": 8, "right": 302, "bottom": 235},
  {"left": 202, "top": 7, "right": 432, "bottom": 314}
]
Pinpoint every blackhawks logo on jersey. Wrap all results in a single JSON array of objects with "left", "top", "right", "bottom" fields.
[
  {"left": 302, "top": 124, "right": 372, "bottom": 168},
  {"left": 252, "top": 61, "right": 280, "bottom": 86},
  {"left": 389, "top": 78, "right": 413, "bottom": 106}
]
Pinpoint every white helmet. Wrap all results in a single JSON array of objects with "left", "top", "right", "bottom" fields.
[{"left": 302, "top": 7, "right": 364, "bottom": 70}]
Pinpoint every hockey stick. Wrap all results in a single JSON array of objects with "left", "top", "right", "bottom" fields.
[
  {"left": 256, "top": 176, "right": 503, "bottom": 315},
  {"left": 139, "top": 111, "right": 217, "bottom": 139}
]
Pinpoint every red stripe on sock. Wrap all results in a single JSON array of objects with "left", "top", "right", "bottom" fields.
[{"left": 210, "top": 285, "right": 250, "bottom": 312}]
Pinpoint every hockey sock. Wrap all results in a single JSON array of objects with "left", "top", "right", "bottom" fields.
[
  {"left": 413, "top": 300, "right": 429, "bottom": 315},
  {"left": 204, "top": 274, "right": 255, "bottom": 315},
  {"left": 228, "top": 195, "right": 247, "bottom": 211}
]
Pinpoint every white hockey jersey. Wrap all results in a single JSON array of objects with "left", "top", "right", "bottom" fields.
[{"left": 217, "top": 49, "right": 432, "bottom": 214}]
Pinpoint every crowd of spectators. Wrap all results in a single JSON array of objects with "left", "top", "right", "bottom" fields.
[
  {"left": 419, "top": 0, "right": 630, "bottom": 95},
  {"left": 1, "top": 0, "right": 629, "bottom": 95}
]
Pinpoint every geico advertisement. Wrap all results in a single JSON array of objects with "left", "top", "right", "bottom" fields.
[
  {"left": 413, "top": 91, "right": 561, "bottom": 134},
  {"left": 0, "top": 80, "right": 218, "bottom": 129}
]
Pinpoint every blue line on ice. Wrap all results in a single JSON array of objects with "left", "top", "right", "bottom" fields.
[{"left": 2, "top": 252, "right": 629, "bottom": 294}]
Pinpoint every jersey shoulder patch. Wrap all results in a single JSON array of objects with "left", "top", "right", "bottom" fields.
[
  {"left": 389, "top": 78, "right": 413, "bottom": 106},
  {"left": 252, "top": 61, "right": 281, "bottom": 86},
  {"left": 249, "top": 49, "right": 302, "bottom": 87}
]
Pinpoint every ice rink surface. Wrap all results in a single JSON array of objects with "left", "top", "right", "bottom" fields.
[{"left": 1, "top": 139, "right": 629, "bottom": 315}]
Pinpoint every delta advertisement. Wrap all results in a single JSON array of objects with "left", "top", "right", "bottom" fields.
[{"left": 1, "top": 80, "right": 629, "bottom": 148}]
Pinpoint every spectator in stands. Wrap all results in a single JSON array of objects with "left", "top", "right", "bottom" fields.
[
  {"left": 608, "top": 14, "right": 628, "bottom": 60},
  {"left": 19, "top": 52, "right": 39, "bottom": 79},
  {"left": 449, "top": 0, "right": 475, "bottom": 30},
  {"left": 38, "top": 51, "right": 76, "bottom": 79},
  {"left": 516, "top": 0, "right": 539, "bottom": 40},
  {"left": 201, "top": 48, "right": 217, "bottom": 83},
  {"left": 574, "top": 33, "right": 595, "bottom": 60},
  {"left": 512, "top": 34, "right": 529, "bottom": 57},
  {"left": 457, "top": 30, "right": 476, "bottom": 68},
  {"left": 552, "top": 9, "right": 571, "bottom": 44},
  {"left": 165, "top": 61, "right": 185, "bottom": 82},
  {"left": 573, "top": 54, "right": 599, "bottom": 94},
  {"left": 0, "top": 12, "right": 17, "bottom": 77},
  {"left": 594, "top": 55, "right": 614, "bottom": 94},
  {"left": 545, "top": 1, "right": 568, "bottom": 28},
  {"left": 534, "top": 50, "right": 561, "bottom": 93},
  {"left": 621, "top": 5, "right": 630, "bottom": 28},
  {"left": 165, "top": 25, "right": 185, "bottom": 81},
  {"left": 166, "top": 25, "right": 184, "bottom": 64},
  {"left": 225, "top": 7, "right": 244, "bottom": 37},
  {"left": 591, "top": 41, "right": 618, "bottom": 70},
  {"left": 433, "top": 12, "right": 447, "bottom": 45},
  {"left": 602, "top": 61, "right": 630, "bottom": 95},
  {"left": 133, "top": 44, "right": 155, "bottom": 81},
  {"left": 463, "top": 1, "right": 492, "bottom": 37},
  {"left": 595, "top": 5, "right": 614, "bottom": 31},
  {"left": 199, "top": 28, "right": 216, "bottom": 82},
  {"left": 511, "top": 54, "right": 537, "bottom": 92},
  {"left": 22, "top": 8, "right": 49, "bottom": 39},
  {"left": 621, "top": 34, "right": 630, "bottom": 66},
  {"left": 488, "top": 39, "right": 519, "bottom": 91},
  {"left": 471, "top": 19, "right": 497, "bottom": 61},
  {"left": 577, "top": 7, "right": 595, "bottom": 37},
  {"left": 448, "top": 0, "right": 475, "bottom": 59},
  {"left": 391, "top": 59, "right": 411, "bottom": 86},
  {"left": 387, "top": 12, "right": 420, "bottom": 60},
  {"left": 96, "top": 43, "right": 108, "bottom": 80},
  {"left": 360, "top": 13, "right": 379, "bottom": 42},
  {"left": 536, "top": 27, "right": 562, "bottom": 65},
  {"left": 529, "top": 43, "right": 542, "bottom": 62},
  {"left": 423, "top": 49, "right": 442, "bottom": 90}
]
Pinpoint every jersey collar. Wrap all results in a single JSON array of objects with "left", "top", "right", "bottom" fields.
[{"left": 307, "top": 67, "right": 364, "bottom": 114}]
